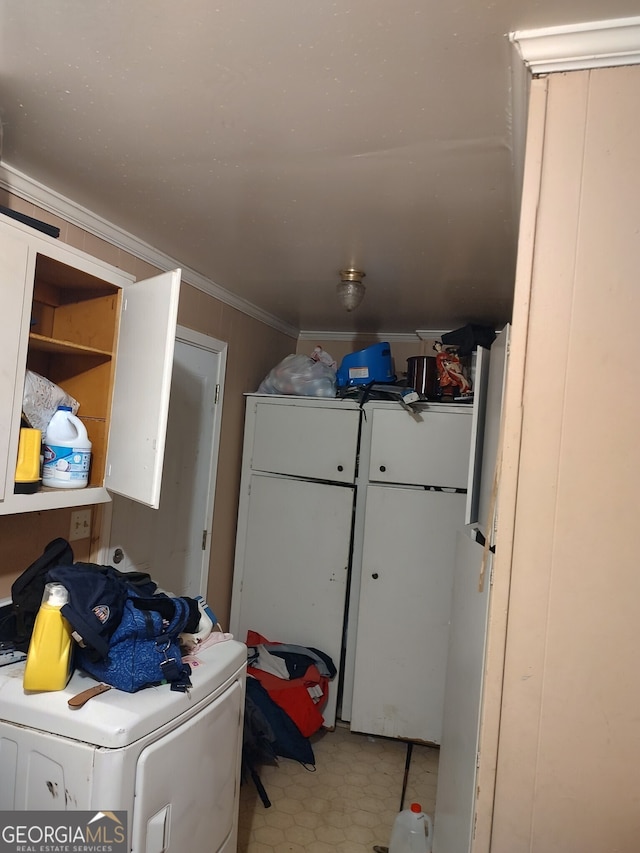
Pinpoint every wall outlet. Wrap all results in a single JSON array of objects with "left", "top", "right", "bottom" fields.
[{"left": 69, "top": 508, "right": 92, "bottom": 542}]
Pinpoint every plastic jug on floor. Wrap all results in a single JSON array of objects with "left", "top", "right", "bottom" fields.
[
  {"left": 43, "top": 405, "right": 92, "bottom": 489},
  {"left": 389, "top": 803, "right": 433, "bottom": 853}
]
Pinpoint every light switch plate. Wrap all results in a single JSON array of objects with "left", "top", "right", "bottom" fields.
[{"left": 69, "top": 508, "right": 92, "bottom": 542}]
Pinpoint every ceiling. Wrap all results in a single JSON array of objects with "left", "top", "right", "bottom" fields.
[{"left": 1, "top": 1, "right": 638, "bottom": 336}]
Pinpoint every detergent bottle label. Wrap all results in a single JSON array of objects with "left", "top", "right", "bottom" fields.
[{"left": 43, "top": 444, "right": 91, "bottom": 482}]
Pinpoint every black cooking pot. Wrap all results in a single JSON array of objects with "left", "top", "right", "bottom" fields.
[{"left": 406, "top": 356, "right": 440, "bottom": 399}]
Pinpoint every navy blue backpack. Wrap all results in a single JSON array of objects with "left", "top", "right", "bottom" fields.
[
  {"left": 75, "top": 591, "right": 194, "bottom": 693},
  {"left": 47, "top": 562, "right": 197, "bottom": 693}
]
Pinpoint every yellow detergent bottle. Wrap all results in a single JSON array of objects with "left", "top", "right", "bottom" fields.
[{"left": 23, "top": 582, "right": 73, "bottom": 692}]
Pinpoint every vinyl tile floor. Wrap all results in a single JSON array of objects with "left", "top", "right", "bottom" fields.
[{"left": 237, "top": 722, "right": 439, "bottom": 853}]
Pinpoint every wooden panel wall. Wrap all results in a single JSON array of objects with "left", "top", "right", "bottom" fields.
[{"left": 490, "top": 66, "right": 640, "bottom": 853}]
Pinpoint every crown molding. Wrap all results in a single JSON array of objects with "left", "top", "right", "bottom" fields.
[
  {"left": 415, "top": 329, "right": 449, "bottom": 341},
  {"left": 510, "top": 16, "right": 640, "bottom": 74},
  {"left": 298, "top": 330, "right": 433, "bottom": 343},
  {"left": 0, "top": 162, "right": 299, "bottom": 339}
]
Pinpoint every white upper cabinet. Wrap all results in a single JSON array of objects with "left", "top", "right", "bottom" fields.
[
  {"left": 247, "top": 396, "right": 361, "bottom": 483},
  {"left": 366, "top": 405, "right": 473, "bottom": 488},
  {"left": 0, "top": 213, "right": 180, "bottom": 514}
]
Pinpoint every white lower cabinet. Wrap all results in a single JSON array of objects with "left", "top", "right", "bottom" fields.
[
  {"left": 0, "top": 213, "right": 180, "bottom": 514},
  {"left": 230, "top": 394, "right": 473, "bottom": 742},
  {"left": 349, "top": 484, "right": 466, "bottom": 743},
  {"left": 231, "top": 471, "right": 354, "bottom": 728}
]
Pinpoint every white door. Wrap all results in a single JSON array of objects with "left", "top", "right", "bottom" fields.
[
  {"left": 432, "top": 530, "right": 491, "bottom": 852},
  {"left": 350, "top": 484, "right": 466, "bottom": 743},
  {"left": 433, "top": 327, "right": 509, "bottom": 851},
  {"left": 231, "top": 471, "right": 354, "bottom": 728},
  {"left": 107, "top": 328, "right": 226, "bottom": 599}
]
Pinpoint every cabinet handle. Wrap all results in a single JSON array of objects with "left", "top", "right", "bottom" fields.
[
  {"left": 371, "top": 572, "right": 379, "bottom": 579},
  {"left": 379, "top": 465, "right": 386, "bottom": 472},
  {"left": 113, "top": 547, "right": 124, "bottom": 564},
  {"left": 337, "top": 465, "right": 344, "bottom": 472}
]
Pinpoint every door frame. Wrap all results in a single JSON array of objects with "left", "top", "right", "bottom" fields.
[
  {"left": 469, "top": 81, "right": 545, "bottom": 853},
  {"left": 95, "top": 325, "right": 227, "bottom": 599}
]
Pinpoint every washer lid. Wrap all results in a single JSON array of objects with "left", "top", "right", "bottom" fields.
[{"left": 0, "top": 638, "right": 246, "bottom": 748}]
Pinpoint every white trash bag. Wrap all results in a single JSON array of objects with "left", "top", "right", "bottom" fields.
[
  {"left": 257, "top": 352, "right": 337, "bottom": 397},
  {"left": 22, "top": 370, "right": 80, "bottom": 433}
]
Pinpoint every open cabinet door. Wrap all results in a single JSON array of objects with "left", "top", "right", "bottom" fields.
[
  {"left": 464, "top": 345, "right": 490, "bottom": 526},
  {"left": 433, "top": 325, "right": 509, "bottom": 852},
  {"left": 433, "top": 529, "right": 491, "bottom": 852},
  {"left": 475, "top": 325, "right": 509, "bottom": 544},
  {"left": 105, "top": 269, "right": 180, "bottom": 507},
  {"left": 107, "top": 330, "right": 225, "bottom": 601}
]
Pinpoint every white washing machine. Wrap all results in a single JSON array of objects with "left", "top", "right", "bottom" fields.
[{"left": 0, "top": 638, "right": 246, "bottom": 853}]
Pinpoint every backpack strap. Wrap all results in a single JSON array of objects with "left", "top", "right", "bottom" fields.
[
  {"left": 131, "top": 594, "right": 200, "bottom": 634},
  {"left": 153, "top": 597, "right": 193, "bottom": 692},
  {"left": 11, "top": 538, "right": 74, "bottom": 649}
]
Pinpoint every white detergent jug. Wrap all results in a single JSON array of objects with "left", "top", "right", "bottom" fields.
[
  {"left": 43, "top": 405, "right": 92, "bottom": 489},
  {"left": 389, "top": 803, "right": 433, "bottom": 853}
]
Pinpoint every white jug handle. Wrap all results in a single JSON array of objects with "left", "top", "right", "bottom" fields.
[{"left": 425, "top": 814, "right": 433, "bottom": 852}]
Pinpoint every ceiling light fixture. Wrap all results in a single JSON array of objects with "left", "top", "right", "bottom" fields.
[{"left": 337, "top": 268, "right": 366, "bottom": 312}]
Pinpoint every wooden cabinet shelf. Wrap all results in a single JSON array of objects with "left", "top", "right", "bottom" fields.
[{"left": 28, "top": 332, "right": 113, "bottom": 359}]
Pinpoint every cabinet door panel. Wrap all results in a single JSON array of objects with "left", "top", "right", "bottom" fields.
[
  {"left": 250, "top": 400, "right": 359, "bottom": 483},
  {"left": 0, "top": 230, "right": 31, "bottom": 503},
  {"left": 350, "top": 485, "right": 466, "bottom": 742},
  {"left": 105, "top": 270, "right": 180, "bottom": 507},
  {"left": 232, "top": 472, "right": 354, "bottom": 728},
  {"left": 131, "top": 681, "right": 243, "bottom": 853},
  {"left": 367, "top": 408, "right": 472, "bottom": 488},
  {"left": 464, "top": 346, "right": 489, "bottom": 525},
  {"left": 476, "top": 325, "right": 510, "bottom": 542},
  {"left": 433, "top": 530, "right": 491, "bottom": 853}
]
